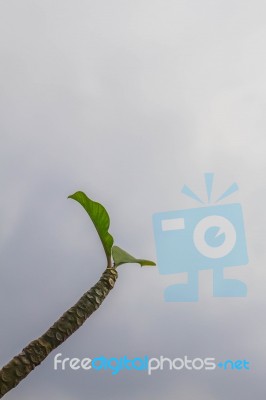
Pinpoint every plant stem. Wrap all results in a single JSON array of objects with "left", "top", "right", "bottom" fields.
[{"left": 0, "top": 267, "right": 118, "bottom": 398}]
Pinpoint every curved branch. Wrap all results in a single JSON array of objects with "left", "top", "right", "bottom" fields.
[{"left": 0, "top": 267, "right": 118, "bottom": 398}]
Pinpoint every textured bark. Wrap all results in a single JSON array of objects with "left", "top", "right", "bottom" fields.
[{"left": 0, "top": 267, "right": 118, "bottom": 398}]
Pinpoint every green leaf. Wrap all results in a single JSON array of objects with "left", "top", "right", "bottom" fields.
[
  {"left": 68, "top": 191, "right": 114, "bottom": 259},
  {"left": 112, "top": 245, "right": 156, "bottom": 267}
]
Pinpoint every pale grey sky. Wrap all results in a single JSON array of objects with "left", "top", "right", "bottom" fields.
[{"left": 0, "top": 1, "right": 265, "bottom": 399}]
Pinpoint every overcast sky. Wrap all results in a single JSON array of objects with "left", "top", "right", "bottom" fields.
[{"left": 0, "top": 1, "right": 265, "bottom": 399}]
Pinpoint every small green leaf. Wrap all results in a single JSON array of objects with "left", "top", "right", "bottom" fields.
[
  {"left": 112, "top": 245, "right": 156, "bottom": 267},
  {"left": 68, "top": 191, "right": 114, "bottom": 259}
]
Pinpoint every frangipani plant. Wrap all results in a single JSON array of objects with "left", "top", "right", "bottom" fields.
[{"left": 0, "top": 191, "right": 155, "bottom": 398}]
